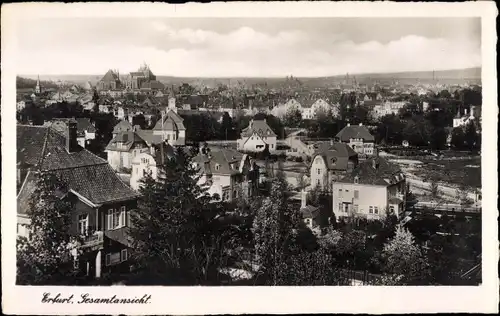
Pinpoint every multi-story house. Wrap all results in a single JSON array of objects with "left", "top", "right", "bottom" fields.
[
  {"left": 17, "top": 124, "right": 139, "bottom": 279},
  {"left": 112, "top": 120, "right": 134, "bottom": 137},
  {"left": 105, "top": 130, "right": 151, "bottom": 172},
  {"left": 301, "top": 99, "right": 332, "bottom": 120},
  {"left": 335, "top": 123, "right": 375, "bottom": 157},
  {"left": 237, "top": 119, "right": 277, "bottom": 153},
  {"left": 129, "top": 142, "right": 176, "bottom": 191},
  {"left": 310, "top": 142, "right": 359, "bottom": 191},
  {"left": 151, "top": 108, "right": 186, "bottom": 146},
  {"left": 192, "top": 146, "right": 260, "bottom": 202},
  {"left": 331, "top": 156, "right": 406, "bottom": 221}
]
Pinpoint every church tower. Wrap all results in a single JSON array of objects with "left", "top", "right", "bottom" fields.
[{"left": 35, "top": 75, "right": 42, "bottom": 94}]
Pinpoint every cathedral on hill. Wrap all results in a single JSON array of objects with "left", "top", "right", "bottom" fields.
[{"left": 125, "top": 63, "right": 165, "bottom": 91}]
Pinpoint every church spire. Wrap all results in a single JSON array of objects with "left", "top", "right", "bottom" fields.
[{"left": 35, "top": 75, "right": 42, "bottom": 94}]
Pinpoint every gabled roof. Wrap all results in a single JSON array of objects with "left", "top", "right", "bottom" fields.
[
  {"left": 336, "top": 125, "right": 375, "bottom": 142},
  {"left": 17, "top": 125, "right": 138, "bottom": 210},
  {"left": 240, "top": 119, "right": 277, "bottom": 137},
  {"left": 193, "top": 147, "right": 246, "bottom": 176},
  {"left": 338, "top": 157, "right": 404, "bottom": 186},
  {"left": 153, "top": 110, "right": 186, "bottom": 131},
  {"left": 135, "top": 129, "right": 164, "bottom": 146},
  {"left": 312, "top": 142, "right": 358, "bottom": 171},
  {"left": 106, "top": 131, "right": 148, "bottom": 152},
  {"left": 113, "top": 120, "right": 133, "bottom": 134},
  {"left": 100, "top": 69, "right": 120, "bottom": 83},
  {"left": 17, "top": 125, "right": 105, "bottom": 170}
]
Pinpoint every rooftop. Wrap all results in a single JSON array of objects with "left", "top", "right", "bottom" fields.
[{"left": 336, "top": 124, "right": 375, "bottom": 142}]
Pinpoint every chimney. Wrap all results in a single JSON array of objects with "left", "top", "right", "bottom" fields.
[
  {"left": 66, "top": 121, "right": 78, "bottom": 153},
  {"left": 301, "top": 189, "right": 307, "bottom": 209}
]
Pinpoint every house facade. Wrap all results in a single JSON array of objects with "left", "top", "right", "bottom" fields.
[
  {"left": 331, "top": 156, "right": 406, "bottom": 221},
  {"left": 17, "top": 124, "right": 139, "bottom": 279},
  {"left": 152, "top": 109, "right": 186, "bottom": 146},
  {"left": 193, "top": 146, "right": 260, "bottom": 202},
  {"left": 310, "top": 142, "right": 359, "bottom": 191},
  {"left": 129, "top": 142, "right": 176, "bottom": 191},
  {"left": 105, "top": 131, "right": 150, "bottom": 172},
  {"left": 237, "top": 119, "right": 277, "bottom": 153},
  {"left": 335, "top": 123, "right": 375, "bottom": 157}
]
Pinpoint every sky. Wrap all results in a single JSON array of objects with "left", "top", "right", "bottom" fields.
[{"left": 15, "top": 17, "right": 481, "bottom": 77}]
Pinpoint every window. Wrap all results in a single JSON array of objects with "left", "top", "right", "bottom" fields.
[
  {"left": 120, "top": 206, "right": 127, "bottom": 227},
  {"left": 353, "top": 204, "right": 359, "bottom": 212},
  {"left": 374, "top": 207, "right": 379, "bottom": 214},
  {"left": 107, "top": 209, "right": 122, "bottom": 230},
  {"left": 317, "top": 168, "right": 321, "bottom": 175},
  {"left": 389, "top": 206, "right": 395, "bottom": 213},
  {"left": 167, "top": 134, "right": 170, "bottom": 140},
  {"left": 354, "top": 176, "right": 359, "bottom": 184},
  {"left": 215, "top": 164, "right": 220, "bottom": 171},
  {"left": 105, "top": 252, "right": 122, "bottom": 266},
  {"left": 338, "top": 203, "right": 343, "bottom": 212},
  {"left": 354, "top": 190, "right": 359, "bottom": 199},
  {"left": 271, "top": 144, "right": 274, "bottom": 149},
  {"left": 78, "top": 214, "right": 89, "bottom": 235},
  {"left": 121, "top": 249, "right": 128, "bottom": 262},
  {"left": 369, "top": 206, "right": 373, "bottom": 214},
  {"left": 233, "top": 189, "right": 238, "bottom": 199},
  {"left": 316, "top": 179, "right": 320, "bottom": 185}
]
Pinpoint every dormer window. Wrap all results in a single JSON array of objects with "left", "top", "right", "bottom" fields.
[
  {"left": 354, "top": 176, "right": 359, "bottom": 184},
  {"left": 215, "top": 164, "right": 220, "bottom": 171}
]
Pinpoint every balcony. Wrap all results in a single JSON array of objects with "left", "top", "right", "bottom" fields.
[{"left": 80, "top": 230, "right": 104, "bottom": 250}]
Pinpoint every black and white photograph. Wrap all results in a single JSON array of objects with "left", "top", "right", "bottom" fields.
[{"left": 2, "top": 1, "right": 498, "bottom": 314}]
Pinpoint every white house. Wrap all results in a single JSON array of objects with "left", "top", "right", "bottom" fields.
[
  {"left": 453, "top": 106, "right": 480, "bottom": 129},
  {"left": 192, "top": 146, "right": 260, "bottom": 202},
  {"left": 105, "top": 130, "right": 150, "bottom": 172},
  {"left": 310, "top": 142, "right": 359, "bottom": 191},
  {"left": 129, "top": 142, "right": 176, "bottom": 191},
  {"left": 237, "top": 119, "right": 277, "bottom": 153},
  {"left": 332, "top": 156, "right": 406, "bottom": 220},
  {"left": 302, "top": 99, "right": 332, "bottom": 120}
]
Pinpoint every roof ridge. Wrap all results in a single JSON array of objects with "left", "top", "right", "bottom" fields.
[{"left": 37, "top": 128, "right": 50, "bottom": 169}]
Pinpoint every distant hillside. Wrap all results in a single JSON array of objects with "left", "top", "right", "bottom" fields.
[
  {"left": 16, "top": 76, "right": 59, "bottom": 90},
  {"left": 19, "top": 67, "right": 481, "bottom": 87}
]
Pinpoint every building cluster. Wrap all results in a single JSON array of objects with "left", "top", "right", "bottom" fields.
[{"left": 15, "top": 67, "right": 481, "bottom": 280}]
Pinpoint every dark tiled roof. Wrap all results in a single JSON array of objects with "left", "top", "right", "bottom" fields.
[
  {"left": 112, "top": 120, "right": 133, "bottom": 134},
  {"left": 106, "top": 131, "right": 148, "bottom": 152},
  {"left": 240, "top": 119, "right": 277, "bottom": 137},
  {"left": 17, "top": 125, "right": 105, "bottom": 170},
  {"left": 339, "top": 157, "right": 404, "bottom": 186},
  {"left": 153, "top": 110, "right": 185, "bottom": 131},
  {"left": 336, "top": 125, "right": 375, "bottom": 142},
  {"left": 312, "top": 142, "right": 358, "bottom": 171},
  {"left": 100, "top": 69, "right": 120, "bottom": 83},
  {"left": 193, "top": 147, "right": 245, "bottom": 176},
  {"left": 17, "top": 126, "right": 138, "bottom": 209},
  {"left": 140, "top": 80, "right": 165, "bottom": 90},
  {"left": 135, "top": 129, "right": 164, "bottom": 146},
  {"left": 51, "top": 118, "right": 96, "bottom": 136}
]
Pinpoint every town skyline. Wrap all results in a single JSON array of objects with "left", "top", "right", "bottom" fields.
[{"left": 16, "top": 17, "right": 481, "bottom": 77}]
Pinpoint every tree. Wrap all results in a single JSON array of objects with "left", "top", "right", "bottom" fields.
[
  {"left": 127, "top": 147, "right": 226, "bottom": 285},
  {"left": 464, "top": 122, "right": 478, "bottom": 151},
  {"left": 252, "top": 176, "right": 302, "bottom": 285},
  {"left": 451, "top": 127, "right": 466, "bottom": 149},
  {"left": 283, "top": 105, "right": 302, "bottom": 127},
  {"left": 17, "top": 172, "right": 81, "bottom": 285},
  {"left": 219, "top": 112, "right": 234, "bottom": 140},
  {"left": 380, "top": 226, "right": 429, "bottom": 285},
  {"left": 132, "top": 114, "right": 147, "bottom": 130},
  {"left": 92, "top": 88, "right": 100, "bottom": 113}
]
